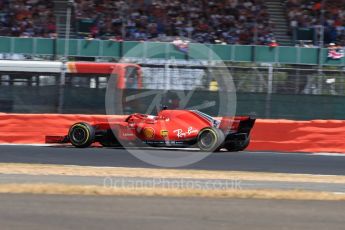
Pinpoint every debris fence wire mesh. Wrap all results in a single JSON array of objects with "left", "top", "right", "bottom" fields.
[{"left": 1, "top": 65, "right": 345, "bottom": 119}]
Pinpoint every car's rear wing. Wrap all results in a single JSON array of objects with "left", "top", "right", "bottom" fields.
[{"left": 218, "top": 116, "right": 256, "bottom": 134}]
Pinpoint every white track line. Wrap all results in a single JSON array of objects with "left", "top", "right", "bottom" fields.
[
  {"left": 0, "top": 143, "right": 57, "bottom": 147},
  {"left": 0, "top": 144, "right": 345, "bottom": 156},
  {"left": 310, "top": 153, "right": 345, "bottom": 157}
]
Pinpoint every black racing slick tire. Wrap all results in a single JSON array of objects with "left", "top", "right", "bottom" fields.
[
  {"left": 197, "top": 127, "right": 225, "bottom": 152},
  {"left": 68, "top": 122, "right": 95, "bottom": 148}
]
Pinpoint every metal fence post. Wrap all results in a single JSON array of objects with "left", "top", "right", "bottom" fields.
[
  {"left": 264, "top": 64, "right": 273, "bottom": 118},
  {"left": 57, "top": 0, "right": 73, "bottom": 113}
]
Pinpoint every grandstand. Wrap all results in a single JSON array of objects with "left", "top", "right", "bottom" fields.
[
  {"left": 286, "top": 0, "right": 345, "bottom": 46},
  {"left": 1, "top": 0, "right": 275, "bottom": 45},
  {"left": 1, "top": 0, "right": 344, "bottom": 46},
  {"left": 74, "top": 0, "right": 276, "bottom": 45},
  {"left": 0, "top": 0, "right": 56, "bottom": 38},
  {"left": 1, "top": 0, "right": 345, "bottom": 46}
]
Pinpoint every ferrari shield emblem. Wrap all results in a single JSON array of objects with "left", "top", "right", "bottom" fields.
[{"left": 142, "top": 127, "right": 155, "bottom": 139}]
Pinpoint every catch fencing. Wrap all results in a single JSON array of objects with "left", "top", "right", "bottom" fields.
[{"left": 1, "top": 63, "right": 345, "bottom": 120}]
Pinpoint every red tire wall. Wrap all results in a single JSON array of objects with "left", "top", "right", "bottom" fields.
[
  {"left": 247, "top": 119, "right": 345, "bottom": 153},
  {"left": 1, "top": 114, "right": 344, "bottom": 153},
  {"left": 0, "top": 114, "right": 124, "bottom": 144}
]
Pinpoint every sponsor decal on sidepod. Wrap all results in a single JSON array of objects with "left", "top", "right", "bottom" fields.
[{"left": 173, "top": 127, "right": 198, "bottom": 138}]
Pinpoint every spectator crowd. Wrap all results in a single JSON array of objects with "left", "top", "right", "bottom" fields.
[
  {"left": 2, "top": 0, "right": 345, "bottom": 46},
  {"left": 286, "top": 0, "right": 345, "bottom": 46},
  {"left": 0, "top": 0, "right": 276, "bottom": 45},
  {"left": 75, "top": 0, "right": 275, "bottom": 45},
  {"left": 0, "top": 0, "right": 56, "bottom": 38}
]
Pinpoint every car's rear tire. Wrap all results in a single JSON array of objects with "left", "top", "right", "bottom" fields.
[
  {"left": 68, "top": 122, "right": 95, "bottom": 148},
  {"left": 197, "top": 127, "right": 225, "bottom": 152}
]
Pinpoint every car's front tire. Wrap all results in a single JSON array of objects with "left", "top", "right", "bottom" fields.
[
  {"left": 197, "top": 127, "right": 225, "bottom": 152},
  {"left": 68, "top": 122, "right": 95, "bottom": 148}
]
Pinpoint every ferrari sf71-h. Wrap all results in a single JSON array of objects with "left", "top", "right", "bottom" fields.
[{"left": 46, "top": 110, "right": 255, "bottom": 152}]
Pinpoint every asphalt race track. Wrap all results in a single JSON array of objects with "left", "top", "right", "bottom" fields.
[
  {"left": 0, "top": 194, "right": 344, "bottom": 230},
  {"left": 0, "top": 145, "right": 345, "bottom": 175},
  {"left": 1, "top": 145, "right": 345, "bottom": 230}
]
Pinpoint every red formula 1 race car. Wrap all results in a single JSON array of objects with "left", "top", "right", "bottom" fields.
[{"left": 46, "top": 110, "right": 255, "bottom": 152}]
